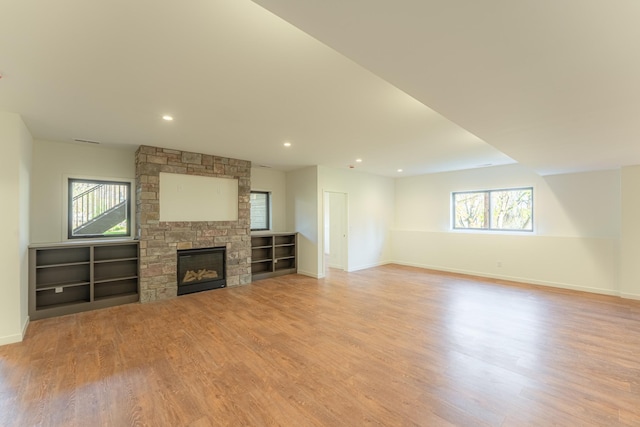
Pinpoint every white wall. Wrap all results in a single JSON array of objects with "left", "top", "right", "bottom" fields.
[
  {"left": 251, "top": 167, "right": 287, "bottom": 231},
  {"left": 392, "top": 164, "right": 621, "bottom": 295},
  {"left": 620, "top": 165, "right": 640, "bottom": 299},
  {"left": 0, "top": 111, "right": 32, "bottom": 345},
  {"left": 286, "top": 167, "right": 321, "bottom": 278},
  {"left": 319, "top": 166, "right": 394, "bottom": 272},
  {"left": 31, "top": 140, "right": 136, "bottom": 243}
]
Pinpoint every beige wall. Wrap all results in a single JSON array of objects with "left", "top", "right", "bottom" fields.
[
  {"left": 392, "top": 164, "right": 621, "bottom": 295},
  {"left": 620, "top": 165, "right": 640, "bottom": 299},
  {"left": 30, "top": 140, "right": 136, "bottom": 244},
  {"left": 251, "top": 167, "right": 287, "bottom": 232},
  {"left": 0, "top": 111, "right": 32, "bottom": 345},
  {"left": 319, "top": 166, "right": 394, "bottom": 272},
  {"left": 286, "top": 167, "right": 320, "bottom": 278}
]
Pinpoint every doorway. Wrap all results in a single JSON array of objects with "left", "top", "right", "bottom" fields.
[{"left": 323, "top": 191, "right": 348, "bottom": 274}]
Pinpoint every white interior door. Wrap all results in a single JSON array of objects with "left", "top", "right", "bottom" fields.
[{"left": 324, "top": 191, "right": 347, "bottom": 271}]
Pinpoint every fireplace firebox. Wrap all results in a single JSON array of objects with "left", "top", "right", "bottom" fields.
[{"left": 177, "top": 247, "right": 226, "bottom": 295}]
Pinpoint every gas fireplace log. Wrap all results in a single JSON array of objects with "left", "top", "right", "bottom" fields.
[
  {"left": 202, "top": 270, "right": 218, "bottom": 279},
  {"left": 196, "top": 269, "right": 218, "bottom": 280},
  {"left": 183, "top": 270, "right": 198, "bottom": 283},
  {"left": 183, "top": 269, "right": 218, "bottom": 283}
]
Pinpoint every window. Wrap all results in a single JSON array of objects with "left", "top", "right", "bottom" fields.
[
  {"left": 68, "top": 178, "right": 131, "bottom": 239},
  {"left": 452, "top": 187, "right": 533, "bottom": 231},
  {"left": 250, "top": 191, "right": 270, "bottom": 231}
]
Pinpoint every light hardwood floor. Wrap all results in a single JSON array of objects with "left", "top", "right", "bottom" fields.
[{"left": 1, "top": 264, "right": 640, "bottom": 426}]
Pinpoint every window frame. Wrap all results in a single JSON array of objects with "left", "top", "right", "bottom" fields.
[
  {"left": 67, "top": 177, "right": 133, "bottom": 239},
  {"left": 250, "top": 190, "right": 271, "bottom": 231},
  {"left": 451, "top": 186, "right": 534, "bottom": 232}
]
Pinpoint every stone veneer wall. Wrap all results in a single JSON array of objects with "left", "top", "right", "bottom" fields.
[{"left": 135, "top": 145, "right": 252, "bottom": 303}]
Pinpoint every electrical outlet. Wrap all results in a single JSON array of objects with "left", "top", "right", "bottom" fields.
[{"left": 55, "top": 287, "right": 63, "bottom": 293}]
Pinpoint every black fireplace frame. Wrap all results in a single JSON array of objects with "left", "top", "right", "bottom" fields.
[{"left": 177, "top": 246, "right": 226, "bottom": 296}]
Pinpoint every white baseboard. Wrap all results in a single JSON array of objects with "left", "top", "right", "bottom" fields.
[
  {"left": 390, "top": 260, "right": 621, "bottom": 298},
  {"left": 347, "top": 260, "right": 392, "bottom": 273},
  {"left": 0, "top": 332, "right": 24, "bottom": 346},
  {"left": 0, "top": 316, "right": 30, "bottom": 347},
  {"left": 620, "top": 292, "right": 640, "bottom": 300},
  {"left": 297, "top": 269, "right": 322, "bottom": 279}
]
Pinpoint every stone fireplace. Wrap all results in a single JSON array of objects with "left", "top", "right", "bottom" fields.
[{"left": 135, "top": 145, "right": 252, "bottom": 303}]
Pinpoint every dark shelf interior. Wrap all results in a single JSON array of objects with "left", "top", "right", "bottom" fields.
[
  {"left": 94, "top": 243, "right": 138, "bottom": 261},
  {"left": 251, "top": 236, "right": 272, "bottom": 247},
  {"left": 94, "top": 259, "right": 138, "bottom": 282},
  {"left": 36, "top": 263, "right": 90, "bottom": 288},
  {"left": 252, "top": 247, "right": 272, "bottom": 261},
  {"left": 274, "top": 235, "right": 295, "bottom": 245},
  {"left": 275, "top": 258, "right": 295, "bottom": 270},
  {"left": 36, "top": 285, "right": 90, "bottom": 308},
  {"left": 36, "top": 247, "right": 90, "bottom": 266},
  {"left": 251, "top": 261, "right": 273, "bottom": 274},
  {"left": 275, "top": 246, "right": 295, "bottom": 258},
  {"left": 95, "top": 279, "right": 138, "bottom": 299}
]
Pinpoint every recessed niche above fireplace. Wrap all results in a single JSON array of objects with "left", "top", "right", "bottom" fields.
[
  {"left": 177, "top": 247, "right": 226, "bottom": 295},
  {"left": 159, "top": 172, "right": 238, "bottom": 222}
]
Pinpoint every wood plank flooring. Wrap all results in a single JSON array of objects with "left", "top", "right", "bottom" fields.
[{"left": 1, "top": 264, "right": 640, "bottom": 426}]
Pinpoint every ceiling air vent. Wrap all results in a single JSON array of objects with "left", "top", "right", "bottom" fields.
[{"left": 73, "top": 138, "right": 100, "bottom": 144}]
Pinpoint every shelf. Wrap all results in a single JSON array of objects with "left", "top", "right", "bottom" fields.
[
  {"left": 94, "top": 275, "right": 138, "bottom": 284},
  {"left": 250, "top": 233, "right": 296, "bottom": 281},
  {"left": 275, "top": 246, "right": 295, "bottom": 258},
  {"left": 36, "top": 285, "right": 90, "bottom": 309},
  {"left": 94, "top": 257, "right": 138, "bottom": 264},
  {"left": 29, "top": 241, "right": 139, "bottom": 320},
  {"left": 95, "top": 279, "right": 138, "bottom": 299},
  {"left": 251, "top": 236, "right": 272, "bottom": 247},
  {"left": 36, "top": 261, "right": 90, "bottom": 269},
  {"left": 251, "top": 262, "right": 273, "bottom": 274},
  {"left": 36, "top": 281, "right": 90, "bottom": 291},
  {"left": 94, "top": 259, "right": 137, "bottom": 282},
  {"left": 35, "top": 299, "right": 90, "bottom": 311},
  {"left": 35, "top": 263, "right": 90, "bottom": 288},
  {"left": 94, "top": 291, "right": 138, "bottom": 302},
  {"left": 274, "top": 235, "right": 295, "bottom": 245},
  {"left": 36, "top": 246, "right": 90, "bottom": 266},
  {"left": 94, "top": 243, "right": 138, "bottom": 261}
]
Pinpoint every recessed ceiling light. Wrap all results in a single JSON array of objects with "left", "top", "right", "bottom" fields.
[
  {"left": 283, "top": 141, "right": 292, "bottom": 147},
  {"left": 355, "top": 158, "right": 363, "bottom": 163},
  {"left": 397, "top": 169, "right": 403, "bottom": 173},
  {"left": 162, "top": 115, "right": 174, "bottom": 121}
]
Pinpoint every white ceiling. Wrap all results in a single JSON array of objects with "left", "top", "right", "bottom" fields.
[
  {"left": 1, "top": 1, "right": 638, "bottom": 177},
  {"left": 252, "top": 0, "right": 640, "bottom": 176}
]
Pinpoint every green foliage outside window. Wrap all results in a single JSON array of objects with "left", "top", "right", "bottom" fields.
[{"left": 453, "top": 188, "right": 533, "bottom": 231}]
